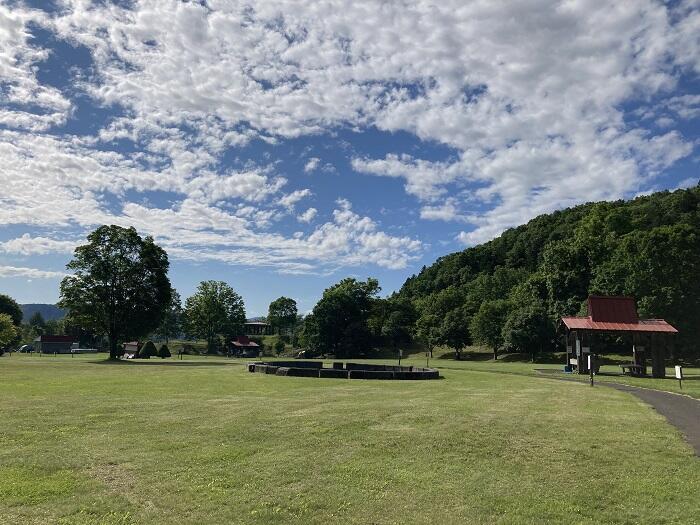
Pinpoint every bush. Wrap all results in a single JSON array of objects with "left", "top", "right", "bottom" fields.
[
  {"left": 158, "top": 344, "right": 171, "bottom": 359},
  {"left": 138, "top": 340, "right": 157, "bottom": 359},
  {"left": 274, "top": 339, "right": 285, "bottom": 355}
]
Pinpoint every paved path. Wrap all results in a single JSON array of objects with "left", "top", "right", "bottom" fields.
[{"left": 534, "top": 370, "right": 700, "bottom": 456}]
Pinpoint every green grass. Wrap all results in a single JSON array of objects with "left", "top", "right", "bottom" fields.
[
  {"left": 392, "top": 347, "right": 700, "bottom": 399},
  {"left": 1, "top": 353, "right": 698, "bottom": 524}
]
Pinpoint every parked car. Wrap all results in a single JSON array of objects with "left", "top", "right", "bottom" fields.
[{"left": 18, "top": 344, "right": 34, "bottom": 353}]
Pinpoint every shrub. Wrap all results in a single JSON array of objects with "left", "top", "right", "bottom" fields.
[
  {"left": 158, "top": 344, "right": 171, "bottom": 359},
  {"left": 274, "top": 339, "right": 285, "bottom": 355},
  {"left": 138, "top": 340, "right": 157, "bottom": 359}
]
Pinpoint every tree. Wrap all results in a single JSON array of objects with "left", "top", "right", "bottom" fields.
[
  {"left": 438, "top": 307, "right": 471, "bottom": 360},
  {"left": 156, "top": 289, "right": 182, "bottom": 344},
  {"left": 28, "top": 312, "right": 46, "bottom": 335},
  {"left": 183, "top": 281, "right": 246, "bottom": 353},
  {"left": 470, "top": 300, "right": 511, "bottom": 360},
  {"left": 308, "top": 278, "right": 380, "bottom": 358},
  {"left": 267, "top": 297, "right": 298, "bottom": 335},
  {"left": 0, "top": 313, "right": 18, "bottom": 350},
  {"left": 158, "top": 344, "right": 171, "bottom": 359},
  {"left": 58, "top": 225, "right": 172, "bottom": 359},
  {"left": 0, "top": 294, "right": 22, "bottom": 326},
  {"left": 501, "top": 306, "right": 555, "bottom": 362},
  {"left": 139, "top": 340, "right": 158, "bottom": 359},
  {"left": 274, "top": 339, "right": 285, "bottom": 355}
]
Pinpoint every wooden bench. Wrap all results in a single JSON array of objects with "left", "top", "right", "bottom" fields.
[{"left": 620, "top": 364, "right": 646, "bottom": 377}]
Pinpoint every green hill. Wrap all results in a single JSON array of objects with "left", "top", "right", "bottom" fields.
[
  {"left": 20, "top": 304, "right": 66, "bottom": 322},
  {"left": 396, "top": 185, "right": 700, "bottom": 357}
]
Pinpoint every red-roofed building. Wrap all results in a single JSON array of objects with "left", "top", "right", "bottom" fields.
[
  {"left": 560, "top": 296, "right": 678, "bottom": 378},
  {"left": 33, "top": 335, "right": 75, "bottom": 354},
  {"left": 230, "top": 336, "right": 260, "bottom": 357}
]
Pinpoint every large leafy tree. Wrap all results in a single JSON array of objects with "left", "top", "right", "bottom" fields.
[
  {"left": 0, "top": 294, "right": 22, "bottom": 326},
  {"left": 267, "top": 297, "right": 298, "bottom": 335},
  {"left": 470, "top": 299, "right": 511, "bottom": 360},
  {"left": 501, "top": 305, "right": 555, "bottom": 362},
  {"left": 58, "top": 225, "right": 171, "bottom": 359},
  {"left": 184, "top": 281, "right": 246, "bottom": 353},
  {"left": 308, "top": 278, "right": 380, "bottom": 358}
]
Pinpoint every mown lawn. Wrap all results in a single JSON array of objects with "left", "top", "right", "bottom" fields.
[
  {"left": 397, "top": 350, "right": 700, "bottom": 400},
  {"left": 1, "top": 354, "right": 698, "bottom": 524}
]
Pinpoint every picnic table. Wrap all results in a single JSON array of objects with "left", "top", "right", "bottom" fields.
[{"left": 620, "top": 364, "right": 646, "bottom": 377}]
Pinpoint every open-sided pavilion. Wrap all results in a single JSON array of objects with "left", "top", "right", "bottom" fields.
[{"left": 560, "top": 296, "right": 678, "bottom": 378}]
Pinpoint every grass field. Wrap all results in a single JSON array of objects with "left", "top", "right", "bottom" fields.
[{"left": 1, "top": 354, "right": 699, "bottom": 524}]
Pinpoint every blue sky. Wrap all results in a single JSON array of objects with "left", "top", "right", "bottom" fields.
[{"left": 0, "top": 0, "right": 698, "bottom": 317}]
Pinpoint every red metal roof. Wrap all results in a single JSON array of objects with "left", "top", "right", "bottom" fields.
[
  {"left": 231, "top": 336, "right": 259, "bottom": 347},
  {"left": 588, "top": 295, "right": 638, "bottom": 323},
  {"left": 561, "top": 317, "right": 678, "bottom": 333},
  {"left": 561, "top": 295, "right": 678, "bottom": 333}
]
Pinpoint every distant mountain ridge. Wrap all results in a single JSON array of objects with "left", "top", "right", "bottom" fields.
[{"left": 21, "top": 304, "right": 66, "bottom": 322}]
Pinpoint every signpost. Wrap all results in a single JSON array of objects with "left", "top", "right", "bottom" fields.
[
  {"left": 588, "top": 354, "right": 594, "bottom": 387},
  {"left": 675, "top": 365, "right": 683, "bottom": 390}
]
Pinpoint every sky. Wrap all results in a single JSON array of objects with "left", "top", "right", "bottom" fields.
[{"left": 0, "top": 0, "right": 698, "bottom": 317}]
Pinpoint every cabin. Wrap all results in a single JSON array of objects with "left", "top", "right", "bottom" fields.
[
  {"left": 560, "top": 296, "right": 678, "bottom": 378},
  {"left": 230, "top": 336, "right": 260, "bottom": 357},
  {"left": 33, "top": 335, "right": 75, "bottom": 354}
]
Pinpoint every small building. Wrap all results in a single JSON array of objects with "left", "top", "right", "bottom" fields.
[
  {"left": 123, "top": 341, "right": 140, "bottom": 358},
  {"left": 33, "top": 335, "right": 75, "bottom": 354},
  {"left": 244, "top": 321, "right": 274, "bottom": 336},
  {"left": 560, "top": 296, "right": 678, "bottom": 378},
  {"left": 230, "top": 336, "right": 260, "bottom": 357}
]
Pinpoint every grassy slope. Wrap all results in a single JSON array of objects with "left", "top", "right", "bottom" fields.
[{"left": 1, "top": 354, "right": 698, "bottom": 524}]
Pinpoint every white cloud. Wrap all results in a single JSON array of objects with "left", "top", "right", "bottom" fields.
[
  {"left": 0, "top": 265, "right": 67, "bottom": 279},
  {"left": 298, "top": 207, "right": 318, "bottom": 223},
  {"left": 304, "top": 157, "right": 321, "bottom": 173},
  {"left": 278, "top": 189, "right": 312, "bottom": 209},
  {"left": 0, "top": 0, "right": 697, "bottom": 273},
  {"left": 0, "top": 234, "right": 77, "bottom": 255},
  {"left": 419, "top": 200, "right": 464, "bottom": 222}
]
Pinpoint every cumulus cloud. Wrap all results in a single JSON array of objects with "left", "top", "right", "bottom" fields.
[
  {"left": 0, "top": 0, "right": 697, "bottom": 273},
  {"left": 278, "top": 189, "right": 312, "bottom": 209},
  {"left": 0, "top": 265, "right": 67, "bottom": 279},
  {"left": 0, "top": 234, "right": 77, "bottom": 255},
  {"left": 298, "top": 207, "right": 318, "bottom": 223},
  {"left": 304, "top": 157, "right": 321, "bottom": 173}
]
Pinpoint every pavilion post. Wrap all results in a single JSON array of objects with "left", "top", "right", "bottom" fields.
[{"left": 650, "top": 333, "right": 666, "bottom": 378}]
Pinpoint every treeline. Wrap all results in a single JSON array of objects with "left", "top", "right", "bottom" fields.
[
  {"left": 3, "top": 186, "right": 698, "bottom": 361},
  {"left": 395, "top": 185, "right": 700, "bottom": 359}
]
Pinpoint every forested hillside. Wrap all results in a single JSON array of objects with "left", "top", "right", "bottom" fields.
[
  {"left": 396, "top": 185, "right": 700, "bottom": 357},
  {"left": 20, "top": 304, "right": 66, "bottom": 322}
]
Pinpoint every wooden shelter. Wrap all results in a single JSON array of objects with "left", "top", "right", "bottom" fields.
[
  {"left": 230, "top": 336, "right": 260, "bottom": 357},
  {"left": 560, "top": 296, "right": 678, "bottom": 378}
]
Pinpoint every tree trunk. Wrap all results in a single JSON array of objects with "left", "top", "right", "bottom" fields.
[
  {"left": 109, "top": 335, "right": 119, "bottom": 360},
  {"left": 493, "top": 347, "right": 498, "bottom": 361}
]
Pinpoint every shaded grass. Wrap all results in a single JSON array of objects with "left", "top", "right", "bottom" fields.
[{"left": 0, "top": 354, "right": 698, "bottom": 524}]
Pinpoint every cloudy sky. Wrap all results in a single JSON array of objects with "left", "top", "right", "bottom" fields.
[{"left": 0, "top": 0, "right": 698, "bottom": 315}]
